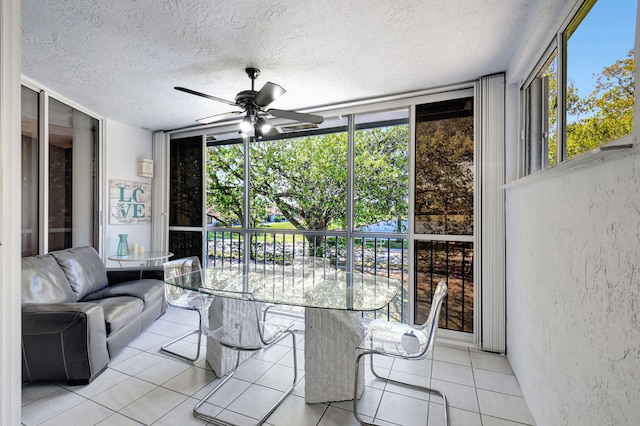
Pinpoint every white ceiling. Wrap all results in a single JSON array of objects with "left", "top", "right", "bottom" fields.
[{"left": 21, "top": 0, "right": 567, "bottom": 132}]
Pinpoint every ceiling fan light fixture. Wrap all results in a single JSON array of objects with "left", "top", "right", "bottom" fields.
[
  {"left": 253, "top": 123, "right": 264, "bottom": 139},
  {"left": 256, "top": 116, "right": 272, "bottom": 133},
  {"left": 239, "top": 117, "right": 252, "bottom": 133}
]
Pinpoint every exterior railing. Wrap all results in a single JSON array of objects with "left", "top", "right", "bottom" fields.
[
  {"left": 206, "top": 228, "right": 409, "bottom": 323},
  {"left": 206, "top": 229, "right": 474, "bottom": 332},
  {"left": 414, "top": 239, "right": 474, "bottom": 333}
]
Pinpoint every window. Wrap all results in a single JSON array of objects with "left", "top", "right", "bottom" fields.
[
  {"left": 20, "top": 86, "right": 100, "bottom": 256},
  {"left": 523, "top": 0, "right": 636, "bottom": 175},
  {"left": 524, "top": 54, "right": 558, "bottom": 173},
  {"left": 47, "top": 98, "right": 99, "bottom": 251},
  {"left": 204, "top": 109, "right": 410, "bottom": 322},
  {"left": 354, "top": 110, "right": 409, "bottom": 233},
  {"left": 414, "top": 97, "right": 475, "bottom": 332},
  {"left": 249, "top": 116, "right": 349, "bottom": 231}
]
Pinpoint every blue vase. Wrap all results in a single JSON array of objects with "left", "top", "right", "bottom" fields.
[{"left": 117, "top": 234, "right": 129, "bottom": 256}]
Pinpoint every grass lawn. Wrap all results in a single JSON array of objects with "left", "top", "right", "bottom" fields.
[
  {"left": 208, "top": 222, "right": 407, "bottom": 249},
  {"left": 258, "top": 222, "right": 296, "bottom": 230}
]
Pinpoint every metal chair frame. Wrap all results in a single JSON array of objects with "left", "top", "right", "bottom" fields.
[
  {"left": 160, "top": 309, "right": 204, "bottom": 363},
  {"left": 193, "top": 291, "right": 298, "bottom": 426},
  {"left": 161, "top": 257, "right": 207, "bottom": 363},
  {"left": 353, "top": 281, "right": 449, "bottom": 426}
]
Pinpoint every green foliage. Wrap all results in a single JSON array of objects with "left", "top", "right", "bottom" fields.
[
  {"left": 354, "top": 126, "right": 409, "bottom": 229},
  {"left": 546, "top": 50, "right": 634, "bottom": 163},
  {"left": 206, "top": 143, "right": 247, "bottom": 226},
  {"left": 566, "top": 50, "right": 634, "bottom": 158},
  {"left": 250, "top": 132, "right": 348, "bottom": 231},
  {"left": 414, "top": 115, "right": 474, "bottom": 235},
  {"left": 207, "top": 124, "right": 409, "bottom": 235}
]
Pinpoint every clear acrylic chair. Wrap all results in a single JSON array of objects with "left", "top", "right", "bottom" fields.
[
  {"left": 353, "top": 281, "right": 449, "bottom": 425},
  {"left": 194, "top": 291, "right": 298, "bottom": 425},
  {"left": 161, "top": 256, "right": 208, "bottom": 363}
]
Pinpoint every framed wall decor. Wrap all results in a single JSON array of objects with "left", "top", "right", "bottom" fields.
[{"left": 109, "top": 179, "right": 152, "bottom": 225}]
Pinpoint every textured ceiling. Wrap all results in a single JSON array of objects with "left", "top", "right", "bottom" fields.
[{"left": 21, "top": 0, "right": 566, "bottom": 132}]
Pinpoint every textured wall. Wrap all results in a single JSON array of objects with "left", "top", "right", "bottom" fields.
[
  {"left": 21, "top": 0, "right": 551, "bottom": 131},
  {"left": 505, "top": 151, "right": 640, "bottom": 425}
]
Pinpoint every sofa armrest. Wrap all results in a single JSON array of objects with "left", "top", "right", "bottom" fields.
[
  {"left": 106, "top": 266, "right": 164, "bottom": 284},
  {"left": 22, "top": 303, "right": 110, "bottom": 385}
]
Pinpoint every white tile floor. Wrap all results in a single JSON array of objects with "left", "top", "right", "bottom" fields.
[{"left": 22, "top": 307, "right": 536, "bottom": 425}]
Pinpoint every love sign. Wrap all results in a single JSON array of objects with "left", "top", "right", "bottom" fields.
[{"left": 109, "top": 180, "right": 151, "bottom": 225}]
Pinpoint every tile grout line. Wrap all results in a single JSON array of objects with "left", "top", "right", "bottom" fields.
[
  {"left": 23, "top": 309, "right": 536, "bottom": 426},
  {"left": 469, "top": 346, "right": 486, "bottom": 426}
]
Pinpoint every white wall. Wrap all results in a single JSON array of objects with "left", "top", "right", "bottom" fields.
[
  {"left": 505, "top": 150, "right": 640, "bottom": 425},
  {"left": 503, "top": 2, "right": 640, "bottom": 422},
  {"left": 103, "top": 119, "right": 153, "bottom": 266}
]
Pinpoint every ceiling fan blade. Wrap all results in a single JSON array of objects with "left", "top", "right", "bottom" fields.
[
  {"left": 175, "top": 86, "right": 237, "bottom": 107},
  {"left": 196, "top": 111, "right": 243, "bottom": 124},
  {"left": 268, "top": 109, "right": 324, "bottom": 124},
  {"left": 253, "top": 82, "right": 286, "bottom": 107}
]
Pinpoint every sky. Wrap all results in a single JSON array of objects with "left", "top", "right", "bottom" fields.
[{"left": 567, "top": 0, "right": 637, "bottom": 98}]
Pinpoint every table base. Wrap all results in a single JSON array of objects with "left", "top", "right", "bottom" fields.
[
  {"left": 205, "top": 298, "right": 254, "bottom": 376},
  {"left": 304, "top": 308, "right": 365, "bottom": 403}
]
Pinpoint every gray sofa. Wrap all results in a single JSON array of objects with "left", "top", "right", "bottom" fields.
[{"left": 21, "top": 246, "right": 167, "bottom": 385}]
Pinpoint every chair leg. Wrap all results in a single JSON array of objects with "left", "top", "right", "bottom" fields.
[
  {"left": 255, "top": 330, "right": 298, "bottom": 425},
  {"left": 160, "top": 328, "right": 202, "bottom": 362},
  {"left": 160, "top": 310, "right": 203, "bottom": 363},
  {"left": 368, "top": 352, "right": 387, "bottom": 380},
  {"left": 193, "top": 330, "right": 298, "bottom": 426},
  {"left": 262, "top": 304, "right": 273, "bottom": 322},
  {"left": 193, "top": 349, "right": 242, "bottom": 425},
  {"left": 354, "top": 351, "right": 449, "bottom": 426},
  {"left": 353, "top": 351, "right": 375, "bottom": 425}
]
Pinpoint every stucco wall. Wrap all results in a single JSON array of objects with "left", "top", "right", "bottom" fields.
[{"left": 505, "top": 151, "right": 640, "bottom": 425}]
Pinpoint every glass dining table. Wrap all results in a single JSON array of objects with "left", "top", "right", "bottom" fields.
[
  {"left": 190, "top": 265, "right": 399, "bottom": 310},
  {"left": 165, "top": 265, "right": 400, "bottom": 403}
]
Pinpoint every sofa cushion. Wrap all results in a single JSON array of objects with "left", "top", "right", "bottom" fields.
[
  {"left": 21, "top": 255, "right": 75, "bottom": 304},
  {"left": 51, "top": 246, "right": 109, "bottom": 301},
  {"left": 90, "top": 296, "right": 143, "bottom": 335},
  {"left": 82, "top": 279, "right": 165, "bottom": 309}
]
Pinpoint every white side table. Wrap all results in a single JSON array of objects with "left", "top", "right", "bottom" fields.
[{"left": 108, "top": 251, "right": 173, "bottom": 267}]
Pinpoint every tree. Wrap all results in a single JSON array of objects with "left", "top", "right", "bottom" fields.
[
  {"left": 250, "top": 132, "right": 348, "bottom": 234},
  {"left": 566, "top": 50, "right": 634, "bottom": 158},
  {"left": 206, "top": 123, "right": 409, "bottom": 249},
  {"left": 546, "top": 50, "right": 634, "bottom": 162},
  {"left": 414, "top": 115, "right": 474, "bottom": 235},
  {"left": 206, "top": 143, "right": 246, "bottom": 226},
  {"left": 354, "top": 126, "right": 409, "bottom": 231}
]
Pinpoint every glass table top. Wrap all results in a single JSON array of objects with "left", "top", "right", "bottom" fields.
[
  {"left": 165, "top": 266, "right": 400, "bottom": 311},
  {"left": 108, "top": 251, "right": 174, "bottom": 262}
]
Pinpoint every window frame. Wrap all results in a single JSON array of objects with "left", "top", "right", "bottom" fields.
[
  {"left": 20, "top": 79, "right": 103, "bottom": 256},
  {"left": 202, "top": 108, "right": 412, "bottom": 322},
  {"left": 170, "top": 83, "right": 482, "bottom": 341},
  {"left": 520, "top": 0, "right": 636, "bottom": 177}
]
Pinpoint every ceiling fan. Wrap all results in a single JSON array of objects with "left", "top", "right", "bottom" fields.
[{"left": 175, "top": 67, "right": 324, "bottom": 139}]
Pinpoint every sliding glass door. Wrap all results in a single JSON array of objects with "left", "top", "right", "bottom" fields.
[{"left": 20, "top": 86, "right": 99, "bottom": 256}]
